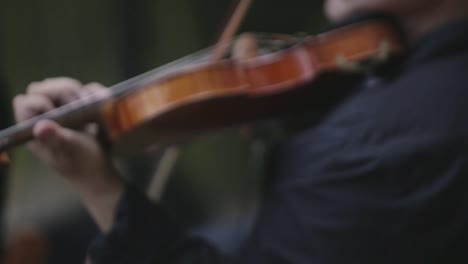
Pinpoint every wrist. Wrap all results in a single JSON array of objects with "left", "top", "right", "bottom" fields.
[{"left": 74, "top": 168, "right": 125, "bottom": 233}]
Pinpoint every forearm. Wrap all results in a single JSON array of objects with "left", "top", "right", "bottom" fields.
[{"left": 72, "top": 168, "right": 124, "bottom": 233}]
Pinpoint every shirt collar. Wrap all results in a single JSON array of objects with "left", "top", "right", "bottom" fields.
[{"left": 405, "top": 18, "right": 468, "bottom": 67}]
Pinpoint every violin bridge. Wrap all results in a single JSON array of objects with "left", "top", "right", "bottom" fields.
[
  {"left": 375, "top": 40, "right": 391, "bottom": 62},
  {"left": 335, "top": 40, "right": 392, "bottom": 73},
  {"left": 336, "top": 54, "right": 362, "bottom": 72}
]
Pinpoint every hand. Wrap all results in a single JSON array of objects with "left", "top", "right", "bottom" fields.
[
  {"left": 233, "top": 33, "right": 259, "bottom": 141},
  {"left": 13, "top": 77, "right": 123, "bottom": 232},
  {"left": 232, "top": 32, "right": 258, "bottom": 61}
]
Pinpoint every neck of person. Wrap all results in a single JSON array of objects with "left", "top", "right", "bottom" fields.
[{"left": 400, "top": 3, "right": 468, "bottom": 44}]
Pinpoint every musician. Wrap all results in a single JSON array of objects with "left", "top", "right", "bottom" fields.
[{"left": 12, "top": 0, "right": 468, "bottom": 263}]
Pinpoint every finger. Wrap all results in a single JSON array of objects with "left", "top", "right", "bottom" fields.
[
  {"left": 27, "top": 77, "right": 82, "bottom": 106},
  {"left": 34, "top": 119, "right": 91, "bottom": 150},
  {"left": 31, "top": 120, "right": 100, "bottom": 175},
  {"left": 82, "top": 82, "right": 107, "bottom": 93},
  {"left": 29, "top": 120, "right": 67, "bottom": 162},
  {"left": 80, "top": 82, "right": 111, "bottom": 101},
  {"left": 33, "top": 119, "right": 63, "bottom": 145},
  {"left": 13, "top": 94, "right": 54, "bottom": 122},
  {"left": 232, "top": 33, "right": 258, "bottom": 61},
  {"left": 84, "top": 123, "right": 99, "bottom": 137}
]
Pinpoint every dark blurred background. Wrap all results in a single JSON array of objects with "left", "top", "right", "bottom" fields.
[{"left": 0, "top": 0, "right": 326, "bottom": 263}]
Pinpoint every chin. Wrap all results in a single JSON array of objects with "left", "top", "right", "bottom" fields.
[
  {"left": 324, "top": 0, "right": 396, "bottom": 23},
  {"left": 324, "top": 0, "right": 358, "bottom": 22}
]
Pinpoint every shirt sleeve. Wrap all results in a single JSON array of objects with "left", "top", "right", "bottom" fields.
[
  {"left": 88, "top": 184, "right": 230, "bottom": 264},
  {"left": 88, "top": 129, "right": 468, "bottom": 264}
]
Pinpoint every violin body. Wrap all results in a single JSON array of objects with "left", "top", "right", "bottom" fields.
[
  {"left": 0, "top": 19, "right": 404, "bottom": 157},
  {"left": 103, "top": 20, "right": 403, "bottom": 154}
]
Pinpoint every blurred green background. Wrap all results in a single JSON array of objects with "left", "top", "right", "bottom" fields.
[{"left": 0, "top": 0, "right": 326, "bottom": 263}]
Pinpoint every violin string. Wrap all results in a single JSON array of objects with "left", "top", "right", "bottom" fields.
[
  {"left": 43, "top": 46, "right": 216, "bottom": 119},
  {"left": 0, "top": 45, "right": 217, "bottom": 150},
  {"left": 109, "top": 46, "right": 215, "bottom": 97}
]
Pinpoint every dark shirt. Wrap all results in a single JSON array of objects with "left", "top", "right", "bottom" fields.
[{"left": 89, "top": 18, "right": 468, "bottom": 264}]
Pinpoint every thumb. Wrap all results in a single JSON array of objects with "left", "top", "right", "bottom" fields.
[{"left": 30, "top": 120, "right": 104, "bottom": 176}]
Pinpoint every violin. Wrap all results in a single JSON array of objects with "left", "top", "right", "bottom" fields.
[{"left": 0, "top": 3, "right": 404, "bottom": 162}]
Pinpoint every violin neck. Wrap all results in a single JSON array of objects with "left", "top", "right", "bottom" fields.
[{"left": 0, "top": 97, "right": 105, "bottom": 153}]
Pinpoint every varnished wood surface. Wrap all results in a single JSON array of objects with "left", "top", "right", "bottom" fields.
[{"left": 103, "top": 20, "right": 403, "bottom": 155}]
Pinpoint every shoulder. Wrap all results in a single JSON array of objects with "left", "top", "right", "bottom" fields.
[
  {"left": 283, "top": 51, "right": 468, "bottom": 156},
  {"left": 374, "top": 51, "right": 468, "bottom": 135}
]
